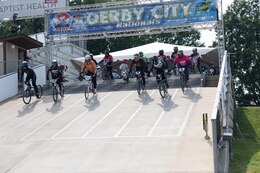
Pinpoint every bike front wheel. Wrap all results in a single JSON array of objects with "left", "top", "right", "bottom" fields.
[
  {"left": 159, "top": 81, "right": 166, "bottom": 98},
  {"left": 102, "top": 68, "right": 107, "bottom": 80},
  {"left": 137, "top": 80, "right": 142, "bottom": 95},
  {"left": 37, "top": 85, "right": 43, "bottom": 99},
  {"left": 60, "top": 83, "right": 64, "bottom": 97},
  {"left": 23, "top": 89, "right": 31, "bottom": 104},
  {"left": 85, "top": 85, "right": 90, "bottom": 100},
  {"left": 180, "top": 76, "right": 186, "bottom": 93},
  {"left": 52, "top": 86, "right": 58, "bottom": 102}
]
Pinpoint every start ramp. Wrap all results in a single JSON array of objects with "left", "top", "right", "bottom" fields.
[{"left": 0, "top": 85, "right": 217, "bottom": 173}]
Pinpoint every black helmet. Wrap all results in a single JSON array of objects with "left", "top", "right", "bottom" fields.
[
  {"left": 178, "top": 50, "right": 184, "bottom": 57},
  {"left": 104, "top": 50, "right": 109, "bottom": 56},
  {"left": 174, "top": 46, "right": 178, "bottom": 52},
  {"left": 159, "top": 50, "right": 164, "bottom": 56},
  {"left": 192, "top": 48, "right": 197, "bottom": 52},
  {"left": 139, "top": 51, "right": 144, "bottom": 57}
]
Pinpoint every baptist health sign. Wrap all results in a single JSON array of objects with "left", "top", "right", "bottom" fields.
[
  {"left": 48, "top": 0, "right": 218, "bottom": 36},
  {"left": 0, "top": 0, "right": 66, "bottom": 20}
]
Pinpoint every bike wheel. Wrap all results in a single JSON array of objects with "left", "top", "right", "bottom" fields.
[
  {"left": 85, "top": 85, "right": 90, "bottom": 99},
  {"left": 37, "top": 85, "right": 43, "bottom": 99},
  {"left": 137, "top": 80, "right": 141, "bottom": 95},
  {"left": 180, "top": 77, "right": 185, "bottom": 93},
  {"left": 23, "top": 89, "right": 31, "bottom": 104},
  {"left": 159, "top": 81, "right": 166, "bottom": 98},
  {"left": 52, "top": 86, "right": 58, "bottom": 102},
  {"left": 60, "top": 84, "right": 64, "bottom": 97},
  {"left": 102, "top": 69, "right": 107, "bottom": 80}
]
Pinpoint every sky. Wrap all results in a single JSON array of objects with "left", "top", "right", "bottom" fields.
[{"left": 200, "top": 0, "right": 234, "bottom": 47}]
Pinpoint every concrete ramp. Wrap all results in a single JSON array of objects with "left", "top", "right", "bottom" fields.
[{"left": 0, "top": 87, "right": 216, "bottom": 173}]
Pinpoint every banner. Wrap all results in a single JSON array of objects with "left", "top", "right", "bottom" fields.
[
  {"left": 48, "top": 0, "right": 218, "bottom": 36},
  {"left": 0, "top": 0, "right": 66, "bottom": 20}
]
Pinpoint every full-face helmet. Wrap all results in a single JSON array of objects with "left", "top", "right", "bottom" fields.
[{"left": 52, "top": 59, "right": 58, "bottom": 67}]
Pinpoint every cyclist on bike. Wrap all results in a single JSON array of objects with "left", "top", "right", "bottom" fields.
[
  {"left": 139, "top": 51, "right": 150, "bottom": 77},
  {"left": 46, "top": 60, "right": 66, "bottom": 92},
  {"left": 190, "top": 48, "right": 202, "bottom": 74},
  {"left": 152, "top": 55, "right": 169, "bottom": 88},
  {"left": 173, "top": 50, "right": 192, "bottom": 85},
  {"left": 99, "top": 50, "right": 114, "bottom": 79},
  {"left": 81, "top": 55, "right": 97, "bottom": 94},
  {"left": 171, "top": 46, "right": 178, "bottom": 60},
  {"left": 130, "top": 53, "right": 146, "bottom": 87},
  {"left": 171, "top": 47, "right": 179, "bottom": 75},
  {"left": 119, "top": 59, "right": 129, "bottom": 77},
  {"left": 21, "top": 61, "right": 39, "bottom": 97},
  {"left": 158, "top": 49, "right": 170, "bottom": 75}
]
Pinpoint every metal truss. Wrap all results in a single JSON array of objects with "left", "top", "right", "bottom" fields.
[
  {"left": 45, "top": 0, "right": 225, "bottom": 64},
  {"left": 46, "top": 21, "right": 218, "bottom": 43}
]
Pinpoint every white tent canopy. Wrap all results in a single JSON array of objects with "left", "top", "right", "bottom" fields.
[{"left": 73, "top": 42, "right": 217, "bottom": 63}]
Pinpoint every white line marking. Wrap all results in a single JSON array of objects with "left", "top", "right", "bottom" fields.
[
  {"left": 22, "top": 134, "right": 179, "bottom": 142},
  {"left": 178, "top": 87, "right": 200, "bottom": 136},
  {"left": 50, "top": 92, "right": 112, "bottom": 139},
  {"left": 0, "top": 110, "right": 45, "bottom": 139},
  {"left": 147, "top": 89, "right": 178, "bottom": 136},
  {"left": 19, "top": 97, "right": 85, "bottom": 141},
  {"left": 82, "top": 91, "right": 134, "bottom": 138},
  {"left": 114, "top": 90, "right": 156, "bottom": 137}
]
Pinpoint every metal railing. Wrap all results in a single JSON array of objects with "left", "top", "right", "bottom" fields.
[{"left": 211, "top": 51, "right": 235, "bottom": 173}]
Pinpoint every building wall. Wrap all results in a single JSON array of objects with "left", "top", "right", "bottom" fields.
[
  {"left": 0, "top": 42, "right": 4, "bottom": 75},
  {"left": 5, "top": 42, "right": 18, "bottom": 74}
]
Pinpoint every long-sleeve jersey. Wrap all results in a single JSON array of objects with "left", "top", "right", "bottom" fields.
[
  {"left": 22, "top": 68, "right": 36, "bottom": 79},
  {"left": 130, "top": 58, "right": 145, "bottom": 72},
  {"left": 47, "top": 66, "right": 63, "bottom": 80},
  {"left": 99, "top": 55, "right": 113, "bottom": 66},
  {"left": 174, "top": 55, "right": 191, "bottom": 67},
  {"left": 82, "top": 60, "right": 96, "bottom": 74}
]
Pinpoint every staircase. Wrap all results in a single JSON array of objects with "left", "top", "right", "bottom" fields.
[
  {"left": 205, "top": 75, "right": 219, "bottom": 87},
  {"left": 28, "top": 43, "right": 87, "bottom": 81}
]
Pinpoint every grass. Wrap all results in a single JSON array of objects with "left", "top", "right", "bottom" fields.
[{"left": 229, "top": 107, "right": 260, "bottom": 173}]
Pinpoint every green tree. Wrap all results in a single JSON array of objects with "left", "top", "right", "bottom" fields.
[{"left": 224, "top": 0, "right": 260, "bottom": 105}]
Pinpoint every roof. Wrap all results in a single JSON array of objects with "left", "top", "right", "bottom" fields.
[
  {"left": 72, "top": 42, "right": 217, "bottom": 63},
  {"left": 0, "top": 34, "right": 43, "bottom": 50}
]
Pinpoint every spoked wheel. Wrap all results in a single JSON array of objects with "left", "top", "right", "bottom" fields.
[
  {"left": 159, "top": 81, "right": 166, "bottom": 98},
  {"left": 137, "top": 80, "right": 142, "bottom": 95},
  {"left": 102, "top": 69, "right": 107, "bottom": 80},
  {"left": 52, "top": 86, "right": 58, "bottom": 102},
  {"left": 37, "top": 85, "right": 43, "bottom": 99},
  {"left": 180, "top": 76, "right": 185, "bottom": 93},
  {"left": 60, "top": 84, "right": 64, "bottom": 97},
  {"left": 85, "top": 86, "right": 90, "bottom": 100},
  {"left": 23, "top": 89, "right": 31, "bottom": 104}
]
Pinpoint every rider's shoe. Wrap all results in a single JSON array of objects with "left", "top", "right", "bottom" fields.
[
  {"left": 93, "top": 89, "right": 97, "bottom": 94},
  {"left": 166, "top": 83, "right": 169, "bottom": 89},
  {"left": 35, "top": 92, "right": 39, "bottom": 98}
]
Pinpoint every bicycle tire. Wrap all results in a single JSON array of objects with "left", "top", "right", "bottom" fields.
[
  {"left": 37, "top": 85, "right": 43, "bottom": 99},
  {"left": 180, "top": 76, "right": 185, "bottom": 93},
  {"left": 52, "top": 86, "right": 58, "bottom": 102},
  {"left": 22, "top": 89, "right": 31, "bottom": 104},
  {"left": 102, "top": 68, "right": 107, "bottom": 80},
  {"left": 137, "top": 80, "right": 141, "bottom": 95},
  {"left": 85, "top": 85, "right": 90, "bottom": 99},
  {"left": 60, "top": 83, "right": 64, "bottom": 97},
  {"left": 159, "top": 81, "right": 166, "bottom": 98}
]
